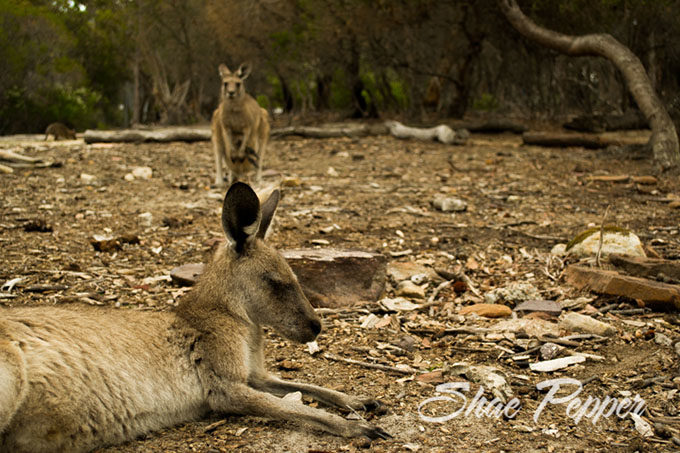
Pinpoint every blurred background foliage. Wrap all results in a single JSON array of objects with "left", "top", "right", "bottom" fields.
[{"left": 1, "top": 0, "right": 680, "bottom": 133}]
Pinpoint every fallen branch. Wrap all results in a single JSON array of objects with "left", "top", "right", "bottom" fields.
[
  {"left": 271, "top": 123, "right": 387, "bottom": 139},
  {"left": 385, "top": 120, "right": 469, "bottom": 145},
  {"left": 522, "top": 131, "right": 620, "bottom": 149},
  {"left": 0, "top": 149, "right": 57, "bottom": 169},
  {"left": 323, "top": 353, "right": 413, "bottom": 375},
  {"left": 83, "top": 127, "right": 211, "bottom": 143}
]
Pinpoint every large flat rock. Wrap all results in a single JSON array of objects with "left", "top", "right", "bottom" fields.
[
  {"left": 281, "top": 249, "right": 386, "bottom": 308},
  {"left": 565, "top": 265, "right": 680, "bottom": 310},
  {"left": 170, "top": 248, "right": 386, "bottom": 308}
]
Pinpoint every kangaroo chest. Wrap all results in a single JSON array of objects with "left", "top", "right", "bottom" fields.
[{"left": 220, "top": 104, "right": 251, "bottom": 133}]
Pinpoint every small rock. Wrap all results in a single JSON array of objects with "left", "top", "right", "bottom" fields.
[
  {"left": 23, "top": 219, "right": 52, "bottom": 233},
  {"left": 326, "top": 166, "right": 339, "bottom": 177},
  {"left": 484, "top": 282, "right": 541, "bottom": 306},
  {"left": 124, "top": 173, "right": 135, "bottom": 181},
  {"left": 132, "top": 166, "right": 153, "bottom": 179},
  {"left": 387, "top": 262, "right": 437, "bottom": 283},
  {"left": 380, "top": 297, "right": 420, "bottom": 311},
  {"left": 491, "top": 318, "right": 561, "bottom": 338},
  {"left": 550, "top": 243, "right": 567, "bottom": 256},
  {"left": 655, "top": 333, "right": 673, "bottom": 347},
  {"left": 460, "top": 303, "right": 512, "bottom": 318},
  {"left": 138, "top": 212, "right": 153, "bottom": 227},
  {"left": 432, "top": 196, "right": 467, "bottom": 212},
  {"left": 80, "top": 173, "right": 96, "bottom": 183},
  {"left": 560, "top": 312, "right": 616, "bottom": 336},
  {"left": 170, "top": 263, "right": 205, "bottom": 286},
  {"left": 277, "top": 360, "right": 302, "bottom": 371},
  {"left": 529, "top": 355, "right": 586, "bottom": 373},
  {"left": 281, "top": 176, "right": 302, "bottom": 187},
  {"left": 306, "top": 341, "right": 320, "bottom": 355},
  {"left": 539, "top": 342, "right": 564, "bottom": 360},
  {"left": 282, "top": 391, "right": 302, "bottom": 403},
  {"left": 90, "top": 234, "right": 120, "bottom": 252},
  {"left": 411, "top": 273, "right": 428, "bottom": 284},
  {"left": 396, "top": 335, "right": 417, "bottom": 351},
  {"left": 675, "top": 341, "right": 680, "bottom": 357},
  {"left": 514, "top": 300, "right": 562, "bottom": 317},
  {"left": 416, "top": 370, "right": 446, "bottom": 384},
  {"left": 396, "top": 280, "right": 425, "bottom": 299},
  {"left": 669, "top": 200, "right": 680, "bottom": 209},
  {"left": 631, "top": 175, "right": 658, "bottom": 185}
]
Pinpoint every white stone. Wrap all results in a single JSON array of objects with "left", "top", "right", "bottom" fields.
[
  {"left": 132, "top": 166, "right": 153, "bottom": 179},
  {"left": 566, "top": 228, "right": 645, "bottom": 258},
  {"left": 560, "top": 312, "right": 616, "bottom": 336}
]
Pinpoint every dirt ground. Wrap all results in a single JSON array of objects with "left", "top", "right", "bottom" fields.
[{"left": 1, "top": 124, "right": 680, "bottom": 452}]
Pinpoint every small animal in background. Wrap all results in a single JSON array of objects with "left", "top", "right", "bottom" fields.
[
  {"left": 44, "top": 122, "right": 76, "bottom": 140},
  {"left": 211, "top": 62, "right": 270, "bottom": 187},
  {"left": 0, "top": 182, "right": 389, "bottom": 452}
]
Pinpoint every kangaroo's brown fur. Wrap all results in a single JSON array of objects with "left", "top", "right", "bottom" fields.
[
  {"left": 44, "top": 122, "right": 76, "bottom": 140},
  {"left": 0, "top": 183, "right": 388, "bottom": 453},
  {"left": 211, "top": 63, "right": 270, "bottom": 186}
]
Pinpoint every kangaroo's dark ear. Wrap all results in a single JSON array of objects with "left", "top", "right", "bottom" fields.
[
  {"left": 237, "top": 62, "right": 251, "bottom": 80},
  {"left": 222, "top": 182, "right": 261, "bottom": 253},
  {"left": 257, "top": 189, "right": 280, "bottom": 239}
]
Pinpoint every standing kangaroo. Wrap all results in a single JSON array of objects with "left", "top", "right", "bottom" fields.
[
  {"left": 211, "top": 63, "right": 270, "bottom": 187},
  {"left": 0, "top": 183, "right": 388, "bottom": 453}
]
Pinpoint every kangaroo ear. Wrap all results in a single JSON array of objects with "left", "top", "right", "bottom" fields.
[
  {"left": 218, "top": 64, "right": 231, "bottom": 78},
  {"left": 237, "top": 62, "right": 251, "bottom": 80},
  {"left": 222, "top": 182, "right": 261, "bottom": 253},
  {"left": 257, "top": 189, "right": 280, "bottom": 239}
]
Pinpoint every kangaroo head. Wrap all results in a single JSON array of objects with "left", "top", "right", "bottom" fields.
[
  {"left": 220, "top": 182, "right": 321, "bottom": 343},
  {"left": 218, "top": 63, "right": 251, "bottom": 101}
]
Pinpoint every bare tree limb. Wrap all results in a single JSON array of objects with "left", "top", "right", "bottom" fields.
[{"left": 498, "top": 0, "right": 679, "bottom": 170}]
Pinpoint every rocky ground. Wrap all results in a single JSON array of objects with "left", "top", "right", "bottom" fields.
[{"left": 1, "top": 125, "right": 680, "bottom": 452}]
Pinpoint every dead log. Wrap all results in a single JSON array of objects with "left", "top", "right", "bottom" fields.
[
  {"left": 0, "top": 149, "right": 57, "bottom": 168},
  {"left": 609, "top": 254, "right": 680, "bottom": 281},
  {"left": 83, "top": 127, "right": 211, "bottom": 144},
  {"left": 460, "top": 119, "right": 527, "bottom": 134},
  {"left": 499, "top": 0, "right": 679, "bottom": 170},
  {"left": 522, "top": 131, "right": 619, "bottom": 149},
  {"left": 270, "top": 123, "right": 388, "bottom": 139},
  {"left": 385, "top": 120, "right": 469, "bottom": 145},
  {"left": 563, "top": 110, "right": 649, "bottom": 133},
  {"left": 565, "top": 265, "right": 680, "bottom": 310}
]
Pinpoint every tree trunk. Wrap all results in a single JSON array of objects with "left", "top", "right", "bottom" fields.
[{"left": 498, "top": 0, "right": 679, "bottom": 170}]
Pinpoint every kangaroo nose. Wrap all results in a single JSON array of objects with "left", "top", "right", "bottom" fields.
[{"left": 310, "top": 319, "right": 322, "bottom": 336}]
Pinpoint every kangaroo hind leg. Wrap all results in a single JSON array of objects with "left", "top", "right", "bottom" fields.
[{"left": 0, "top": 340, "right": 27, "bottom": 433}]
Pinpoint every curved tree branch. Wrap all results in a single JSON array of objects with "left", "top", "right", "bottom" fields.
[{"left": 499, "top": 0, "right": 679, "bottom": 170}]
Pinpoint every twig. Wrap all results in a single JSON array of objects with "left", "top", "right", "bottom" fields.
[
  {"left": 461, "top": 273, "right": 482, "bottom": 298},
  {"left": 323, "top": 353, "right": 413, "bottom": 375},
  {"left": 427, "top": 280, "right": 453, "bottom": 303},
  {"left": 596, "top": 205, "right": 611, "bottom": 267}
]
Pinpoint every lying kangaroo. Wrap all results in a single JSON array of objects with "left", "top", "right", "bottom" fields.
[
  {"left": 44, "top": 122, "right": 76, "bottom": 140},
  {"left": 211, "top": 63, "right": 270, "bottom": 186},
  {"left": 0, "top": 183, "right": 388, "bottom": 453}
]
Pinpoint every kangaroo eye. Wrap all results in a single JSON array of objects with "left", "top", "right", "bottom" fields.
[{"left": 236, "top": 82, "right": 241, "bottom": 88}]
